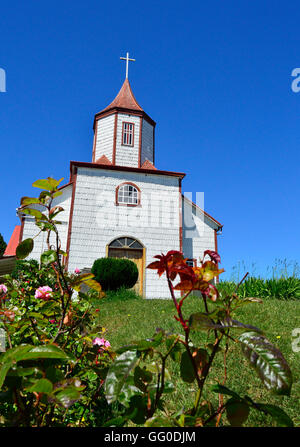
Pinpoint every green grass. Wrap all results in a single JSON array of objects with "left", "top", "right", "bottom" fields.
[
  {"left": 218, "top": 277, "right": 300, "bottom": 300},
  {"left": 97, "top": 292, "right": 300, "bottom": 427}
]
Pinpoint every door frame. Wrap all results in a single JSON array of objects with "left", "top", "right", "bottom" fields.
[{"left": 105, "top": 236, "right": 146, "bottom": 297}]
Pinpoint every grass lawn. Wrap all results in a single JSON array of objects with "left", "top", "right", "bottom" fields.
[{"left": 98, "top": 292, "right": 300, "bottom": 427}]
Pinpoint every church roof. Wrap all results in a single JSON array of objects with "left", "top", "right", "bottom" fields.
[
  {"left": 182, "top": 195, "right": 223, "bottom": 229},
  {"left": 98, "top": 79, "right": 143, "bottom": 114},
  {"left": 95, "top": 155, "right": 112, "bottom": 165},
  {"left": 141, "top": 160, "right": 157, "bottom": 170},
  {"left": 70, "top": 160, "right": 185, "bottom": 179},
  {"left": 4, "top": 225, "right": 21, "bottom": 256},
  {"left": 94, "top": 79, "right": 156, "bottom": 128}
]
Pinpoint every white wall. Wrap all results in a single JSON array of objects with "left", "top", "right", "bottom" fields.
[
  {"left": 67, "top": 167, "right": 181, "bottom": 298},
  {"left": 182, "top": 197, "right": 217, "bottom": 264},
  {"left": 94, "top": 114, "right": 115, "bottom": 163},
  {"left": 115, "top": 113, "right": 141, "bottom": 167}
]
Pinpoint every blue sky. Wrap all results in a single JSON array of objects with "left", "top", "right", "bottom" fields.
[{"left": 1, "top": 1, "right": 299, "bottom": 280}]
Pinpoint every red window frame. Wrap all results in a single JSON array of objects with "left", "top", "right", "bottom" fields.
[
  {"left": 122, "top": 122, "right": 135, "bottom": 147},
  {"left": 115, "top": 182, "right": 141, "bottom": 207}
]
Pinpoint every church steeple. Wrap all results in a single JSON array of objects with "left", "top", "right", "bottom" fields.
[
  {"left": 92, "top": 55, "right": 156, "bottom": 169},
  {"left": 99, "top": 78, "right": 143, "bottom": 114}
]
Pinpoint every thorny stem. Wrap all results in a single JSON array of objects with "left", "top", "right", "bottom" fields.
[
  {"left": 165, "top": 266, "right": 203, "bottom": 390},
  {"left": 152, "top": 336, "right": 180, "bottom": 416},
  {"left": 191, "top": 334, "right": 223, "bottom": 416},
  {"left": 235, "top": 272, "right": 249, "bottom": 293}
]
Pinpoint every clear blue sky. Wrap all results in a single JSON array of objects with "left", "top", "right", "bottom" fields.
[{"left": 1, "top": 1, "right": 299, "bottom": 280}]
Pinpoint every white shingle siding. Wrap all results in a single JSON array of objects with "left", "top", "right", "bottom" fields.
[
  {"left": 115, "top": 114, "right": 140, "bottom": 167},
  {"left": 141, "top": 119, "right": 154, "bottom": 165},
  {"left": 67, "top": 167, "right": 181, "bottom": 298},
  {"left": 94, "top": 115, "right": 115, "bottom": 162},
  {"left": 21, "top": 185, "right": 72, "bottom": 263},
  {"left": 182, "top": 197, "right": 217, "bottom": 264}
]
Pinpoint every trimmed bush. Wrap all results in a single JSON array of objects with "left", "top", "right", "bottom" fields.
[{"left": 91, "top": 257, "right": 138, "bottom": 291}]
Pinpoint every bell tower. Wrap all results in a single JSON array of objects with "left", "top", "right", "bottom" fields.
[{"left": 92, "top": 53, "right": 156, "bottom": 169}]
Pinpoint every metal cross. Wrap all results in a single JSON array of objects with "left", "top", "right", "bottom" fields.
[{"left": 120, "top": 52, "right": 135, "bottom": 79}]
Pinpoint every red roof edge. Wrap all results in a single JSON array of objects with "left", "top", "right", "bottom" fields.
[
  {"left": 4, "top": 225, "right": 21, "bottom": 256},
  {"left": 141, "top": 160, "right": 157, "bottom": 170},
  {"left": 182, "top": 195, "right": 223, "bottom": 228},
  {"left": 95, "top": 155, "right": 113, "bottom": 165},
  {"left": 70, "top": 160, "right": 185, "bottom": 179}
]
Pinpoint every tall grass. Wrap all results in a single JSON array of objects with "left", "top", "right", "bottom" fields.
[
  {"left": 218, "top": 276, "right": 300, "bottom": 300},
  {"left": 227, "top": 259, "right": 300, "bottom": 283}
]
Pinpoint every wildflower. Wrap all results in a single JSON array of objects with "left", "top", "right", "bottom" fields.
[
  {"left": 93, "top": 337, "right": 111, "bottom": 365},
  {"left": 92, "top": 337, "right": 111, "bottom": 348},
  {"left": 276, "top": 336, "right": 281, "bottom": 339},
  {"left": 35, "top": 286, "right": 53, "bottom": 300},
  {"left": 0, "top": 284, "right": 8, "bottom": 295},
  {"left": 74, "top": 268, "right": 81, "bottom": 274},
  {"left": 49, "top": 319, "right": 56, "bottom": 324}
]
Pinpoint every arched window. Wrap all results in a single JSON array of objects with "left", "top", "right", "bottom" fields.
[
  {"left": 108, "top": 237, "right": 143, "bottom": 250},
  {"left": 116, "top": 182, "right": 140, "bottom": 206}
]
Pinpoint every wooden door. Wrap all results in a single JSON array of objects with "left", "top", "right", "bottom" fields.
[{"left": 108, "top": 248, "right": 143, "bottom": 295}]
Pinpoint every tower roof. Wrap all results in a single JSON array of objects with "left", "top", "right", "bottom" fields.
[
  {"left": 99, "top": 79, "right": 143, "bottom": 114},
  {"left": 94, "top": 78, "right": 155, "bottom": 129}
]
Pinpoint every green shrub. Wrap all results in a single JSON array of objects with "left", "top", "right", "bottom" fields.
[
  {"left": 11, "top": 259, "right": 39, "bottom": 279},
  {"left": 91, "top": 257, "right": 138, "bottom": 291}
]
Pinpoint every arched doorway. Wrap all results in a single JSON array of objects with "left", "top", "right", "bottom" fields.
[{"left": 107, "top": 237, "right": 145, "bottom": 296}]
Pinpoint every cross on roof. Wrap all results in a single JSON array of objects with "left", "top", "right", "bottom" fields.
[{"left": 120, "top": 52, "right": 135, "bottom": 79}]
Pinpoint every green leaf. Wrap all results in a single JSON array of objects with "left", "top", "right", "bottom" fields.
[
  {"left": 27, "top": 378, "right": 53, "bottom": 394},
  {"left": 220, "top": 317, "right": 263, "bottom": 333},
  {"left": 226, "top": 398, "right": 250, "bottom": 426},
  {"left": 16, "top": 238, "right": 34, "bottom": 260},
  {"left": 255, "top": 403, "right": 294, "bottom": 427},
  {"left": 189, "top": 313, "right": 262, "bottom": 333},
  {"left": 21, "top": 197, "right": 41, "bottom": 206},
  {"left": 211, "top": 384, "right": 241, "bottom": 400},
  {"left": 105, "top": 350, "right": 139, "bottom": 404},
  {"left": 32, "top": 177, "right": 64, "bottom": 192},
  {"left": 145, "top": 416, "right": 175, "bottom": 427},
  {"left": 0, "top": 344, "right": 74, "bottom": 389},
  {"left": 21, "top": 208, "right": 43, "bottom": 219},
  {"left": 180, "top": 351, "right": 196, "bottom": 383},
  {"left": 166, "top": 336, "right": 182, "bottom": 362},
  {"left": 8, "top": 367, "right": 42, "bottom": 378},
  {"left": 54, "top": 386, "right": 81, "bottom": 408},
  {"left": 41, "top": 249, "right": 57, "bottom": 266},
  {"left": 36, "top": 221, "right": 56, "bottom": 232},
  {"left": 238, "top": 331, "right": 292, "bottom": 395}
]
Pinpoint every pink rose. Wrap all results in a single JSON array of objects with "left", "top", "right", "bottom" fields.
[
  {"left": 74, "top": 268, "right": 81, "bottom": 274},
  {"left": 93, "top": 337, "right": 110, "bottom": 348},
  {"left": 35, "top": 286, "right": 53, "bottom": 301},
  {"left": 0, "top": 284, "right": 8, "bottom": 295}
]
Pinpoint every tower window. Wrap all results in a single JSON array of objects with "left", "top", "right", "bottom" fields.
[
  {"left": 122, "top": 122, "right": 134, "bottom": 146},
  {"left": 116, "top": 182, "right": 140, "bottom": 206}
]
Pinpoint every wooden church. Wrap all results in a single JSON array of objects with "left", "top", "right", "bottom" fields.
[{"left": 3, "top": 54, "right": 222, "bottom": 298}]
